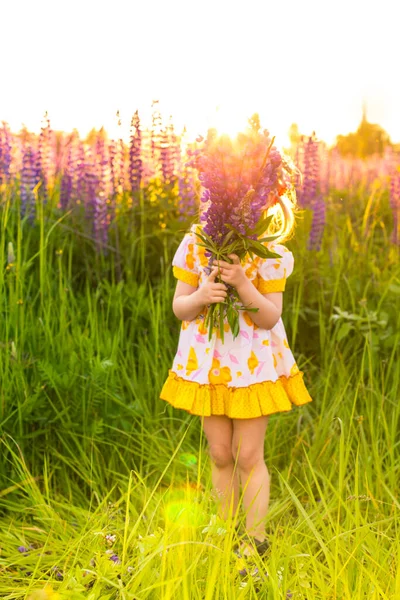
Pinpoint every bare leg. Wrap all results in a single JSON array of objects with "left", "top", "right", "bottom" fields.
[
  {"left": 210, "top": 459, "right": 240, "bottom": 521},
  {"left": 200, "top": 415, "right": 240, "bottom": 522},
  {"left": 232, "top": 416, "right": 270, "bottom": 555},
  {"left": 238, "top": 458, "right": 271, "bottom": 539}
]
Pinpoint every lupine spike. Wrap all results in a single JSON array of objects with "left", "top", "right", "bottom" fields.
[
  {"left": 0, "top": 121, "right": 12, "bottom": 184},
  {"left": 129, "top": 110, "right": 143, "bottom": 194},
  {"left": 20, "top": 142, "right": 38, "bottom": 222}
]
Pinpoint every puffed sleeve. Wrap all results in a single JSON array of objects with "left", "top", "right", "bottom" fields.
[
  {"left": 257, "top": 244, "right": 294, "bottom": 293},
  {"left": 172, "top": 231, "right": 200, "bottom": 288}
]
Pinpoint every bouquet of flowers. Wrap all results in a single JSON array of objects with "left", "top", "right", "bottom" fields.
[{"left": 188, "top": 119, "right": 297, "bottom": 342}]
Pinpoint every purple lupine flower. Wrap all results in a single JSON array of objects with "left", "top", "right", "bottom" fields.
[
  {"left": 297, "top": 133, "right": 320, "bottom": 209},
  {"left": 87, "top": 135, "right": 111, "bottom": 253},
  {"left": 75, "top": 137, "right": 86, "bottom": 204},
  {"left": 92, "top": 195, "right": 109, "bottom": 251},
  {"left": 109, "top": 138, "right": 118, "bottom": 196},
  {"left": 106, "top": 549, "right": 121, "bottom": 564},
  {"left": 389, "top": 170, "right": 400, "bottom": 245},
  {"left": 307, "top": 193, "right": 326, "bottom": 251},
  {"left": 20, "top": 143, "right": 40, "bottom": 222},
  {"left": 83, "top": 148, "right": 100, "bottom": 225},
  {"left": 129, "top": 110, "right": 143, "bottom": 193},
  {"left": 0, "top": 121, "right": 12, "bottom": 184},
  {"left": 109, "top": 554, "right": 121, "bottom": 564},
  {"left": 35, "top": 111, "right": 53, "bottom": 201},
  {"left": 192, "top": 127, "right": 283, "bottom": 245},
  {"left": 109, "top": 110, "right": 125, "bottom": 204},
  {"left": 297, "top": 133, "right": 326, "bottom": 250},
  {"left": 59, "top": 135, "right": 74, "bottom": 211},
  {"left": 178, "top": 165, "right": 198, "bottom": 221},
  {"left": 51, "top": 565, "right": 64, "bottom": 580}
]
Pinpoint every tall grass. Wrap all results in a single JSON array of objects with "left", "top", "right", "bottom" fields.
[{"left": 0, "top": 179, "right": 399, "bottom": 599}]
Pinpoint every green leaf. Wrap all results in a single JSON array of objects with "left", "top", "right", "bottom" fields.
[
  {"left": 219, "top": 303, "right": 225, "bottom": 343},
  {"left": 232, "top": 312, "right": 240, "bottom": 337},
  {"left": 193, "top": 231, "right": 218, "bottom": 252},
  {"left": 252, "top": 214, "right": 274, "bottom": 236},
  {"left": 337, "top": 322, "right": 353, "bottom": 342},
  {"left": 223, "top": 229, "right": 236, "bottom": 245},
  {"left": 257, "top": 233, "right": 282, "bottom": 243},
  {"left": 225, "top": 223, "right": 241, "bottom": 234},
  {"left": 247, "top": 240, "right": 283, "bottom": 259}
]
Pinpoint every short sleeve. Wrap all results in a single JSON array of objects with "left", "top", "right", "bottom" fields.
[
  {"left": 257, "top": 244, "right": 294, "bottom": 293},
  {"left": 172, "top": 231, "right": 200, "bottom": 288}
]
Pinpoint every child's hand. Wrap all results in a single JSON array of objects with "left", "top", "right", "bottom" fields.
[
  {"left": 197, "top": 266, "right": 228, "bottom": 305},
  {"left": 212, "top": 254, "right": 247, "bottom": 289}
]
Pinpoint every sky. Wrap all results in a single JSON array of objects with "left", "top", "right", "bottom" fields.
[{"left": 0, "top": 0, "right": 399, "bottom": 148}]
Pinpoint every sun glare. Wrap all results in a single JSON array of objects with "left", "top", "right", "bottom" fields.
[{"left": 206, "top": 105, "right": 251, "bottom": 139}]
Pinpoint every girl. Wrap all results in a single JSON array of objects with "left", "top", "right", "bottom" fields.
[{"left": 159, "top": 184, "right": 313, "bottom": 559}]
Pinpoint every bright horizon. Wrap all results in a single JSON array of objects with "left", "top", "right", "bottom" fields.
[{"left": 1, "top": 0, "right": 399, "bottom": 148}]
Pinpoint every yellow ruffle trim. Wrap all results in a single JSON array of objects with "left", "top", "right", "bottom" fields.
[
  {"left": 172, "top": 265, "right": 199, "bottom": 287},
  {"left": 257, "top": 276, "right": 286, "bottom": 293},
  {"left": 159, "top": 369, "right": 313, "bottom": 419}
]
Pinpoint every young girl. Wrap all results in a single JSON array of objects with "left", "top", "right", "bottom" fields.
[{"left": 159, "top": 186, "right": 313, "bottom": 559}]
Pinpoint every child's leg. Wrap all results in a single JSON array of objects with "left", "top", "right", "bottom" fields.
[
  {"left": 232, "top": 416, "right": 270, "bottom": 543},
  {"left": 200, "top": 415, "right": 240, "bottom": 521}
]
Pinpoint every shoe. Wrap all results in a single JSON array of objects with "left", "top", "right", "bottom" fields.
[
  {"left": 249, "top": 535, "right": 270, "bottom": 556},
  {"left": 233, "top": 532, "right": 270, "bottom": 558}
]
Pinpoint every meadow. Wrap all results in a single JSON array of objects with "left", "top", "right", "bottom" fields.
[{"left": 0, "top": 112, "right": 399, "bottom": 599}]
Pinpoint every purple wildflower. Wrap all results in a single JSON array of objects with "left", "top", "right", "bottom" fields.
[
  {"left": 35, "top": 111, "right": 53, "bottom": 201},
  {"left": 81, "top": 132, "right": 112, "bottom": 253},
  {"left": 59, "top": 135, "right": 74, "bottom": 211},
  {"left": 20, "top": 143, "right": 40, "bottom": 222},
  {"left": 297, "top": 133, "right": 320, "bottom": 210},
  {"left": 297, "top": 133, "right": 325, "bottom": 250},
  {"left": 51, "top": 565, "right": 64, "bottom": 580},
  {"left": 109, "top": 553, "right": 121, "bottom": 564},
  {"left": 192, "top": 126, "right": 283, "bottom": 245},
  {"left": 109, "top": 138, "right": 118, "bottom": 196},
  {"left": 307, "top": 193, "right": 326, "bottom": 252},
  {"left": 17, "top": 546, "right": 29, "bottom": 554},
  {"left": 75, "top": 137, "right": 86, "bottom": 204},
  {"left": 110, "top": 110, "right": 125, "bottom": 203},
  {"left": 178, "top": 165, "right": 198, "bottom": 221},
  {"left": 129, "top": 110, "right": 143, "bottom": 193},
  {"left": 0, "top": 121, "right": 12, "bottom": 184}
]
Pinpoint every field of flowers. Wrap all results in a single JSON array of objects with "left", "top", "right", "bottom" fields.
[{"left": 0, "top": 106, "right": 399, "bottom": 599}]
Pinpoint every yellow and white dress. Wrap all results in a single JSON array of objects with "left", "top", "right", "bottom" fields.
[{"left": 159, "top": 223, "right": 313, "bottom": 419}]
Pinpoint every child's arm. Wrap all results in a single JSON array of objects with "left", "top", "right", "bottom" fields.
[
  {"left": 172, "top": 280, "right": 206, "bottom": 322},
  {"left": 172, "top": 266, "right": 226, "bottom": 322},
  {"left": 236, "top": 278, "right": 283, "bottom": 330}
]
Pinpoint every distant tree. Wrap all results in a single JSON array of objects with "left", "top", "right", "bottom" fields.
[{"left": 335, "top": 106, "right": 392, "bottom": 158}]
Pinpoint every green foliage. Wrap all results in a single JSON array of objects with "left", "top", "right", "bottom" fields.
[{"left": 0, "top": 178, "right": 399, "bottom": 598}]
